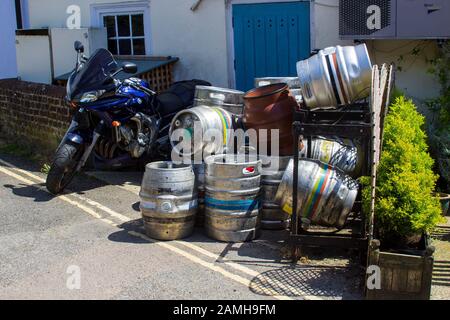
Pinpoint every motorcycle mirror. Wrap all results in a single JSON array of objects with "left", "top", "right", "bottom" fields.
[
  {"left": 74, "top": 41, "right": 84, "bottom": 53},
  {"left": 122, "top": 62, "right": 138, "bottom": 74}
]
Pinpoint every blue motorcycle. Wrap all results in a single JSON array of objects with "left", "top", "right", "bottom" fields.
[{"left": 46, "top": 41, "right": 203, "bottom": 194}]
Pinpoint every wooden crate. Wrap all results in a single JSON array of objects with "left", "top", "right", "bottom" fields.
[
  {"left": 366, "top": 238, "right": 435, "bottom": 300},
  {"left": 116, "top": 55, "right": 178, "bottom": 93}
]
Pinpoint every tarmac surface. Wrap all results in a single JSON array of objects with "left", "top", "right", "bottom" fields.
[{"left": 0, "top": 151, "right": 365, "bottom": 300}]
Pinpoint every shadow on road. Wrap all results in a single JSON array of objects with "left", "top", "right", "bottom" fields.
[
  {"left": 107, "top": 219, "right": 149, "bottom": 244},
  {"left": 2, "top": 172, "right": 109, "bottom": 202},
  {"left": 249, "top": 265, "right": 363, "bottom": 299},
  {"left": 3, "top": 183, "right": 53, "bottom": 202},
  {"left": 433, "top": 260, "right": 450, "bottom": 287}
]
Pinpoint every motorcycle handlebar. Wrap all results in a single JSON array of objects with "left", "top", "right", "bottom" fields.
[{"left": 122, "top": 79, "right": 157, "bottom": 96}]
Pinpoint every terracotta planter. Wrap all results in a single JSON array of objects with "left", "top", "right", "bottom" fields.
[{"left": 243, "top": 83, "right": 297, "bottom": 156}]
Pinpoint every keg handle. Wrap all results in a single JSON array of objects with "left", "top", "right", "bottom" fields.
[
  {"left": 258, "top": 81, "right": 271, "bottom": 87},
  {"left": 237, "top": 145, "right": 259, "bottom": 164},
  {"left": 238, "top": 145, "right": 257, "bottom": 154},
  {"left": 209, "top": 92, "right": 226, "bottom": 101}
]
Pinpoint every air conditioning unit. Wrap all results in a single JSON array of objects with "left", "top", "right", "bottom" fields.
[{"left": 339, "top": 0, "right": 450, "bottom": 39}]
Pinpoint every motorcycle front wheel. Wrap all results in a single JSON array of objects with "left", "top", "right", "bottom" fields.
[{"left": 46, "top": 142, "right": 83, "bottom": 194}]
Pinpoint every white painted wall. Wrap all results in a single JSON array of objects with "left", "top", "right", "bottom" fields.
[
  {"left": 150, "top": 0, "right": 228, "bottom": 86},
  {"left": 16, "top": 28, "right": 107, "bottom": 83},
  {"left": 0, "top": 0, "right": 18, "bottom": 79},
  {"left": 24, "top": 0, "right": 440, "bottom": 101},
  {"left": 312, "top": 0, "right": 353, "bottom": 49},
  {"left": 27, "top": 0, "right": 125, "bottom": 28},
  {"left": 367, "top": 39, "right": 441, "bottom": 105},
  {"left": 51, "top": 28, "right": 107, "bottom": 78}
]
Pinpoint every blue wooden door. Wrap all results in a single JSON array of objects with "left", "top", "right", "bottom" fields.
[{"left": 233, "top": 1, "right": 310, "bottom": 91}]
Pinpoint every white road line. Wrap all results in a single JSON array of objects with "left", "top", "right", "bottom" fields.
[
  {"left": 86, "top": 172, "right": 141, "bottom": 195},
  {"left": 0, "top": 159, "right": 130, "bottom": 223},
  {"left": 128, "top": 231, "right": 293, "bottom": 301},
  {"left": 0, "top": 159, "right": 294, "bottom": 300},
  {"left": 175, "top": 240, "right": 320, "bottom": 300},
  {"left": 0, "top": 165, "right": 104, "bottom": 220},
  {"left": 83, "top": 166, "right": 307, "bottom": 296}
]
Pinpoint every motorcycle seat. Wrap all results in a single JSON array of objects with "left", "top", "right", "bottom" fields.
[{"left": 155, "top": 79, "right": 211, "bottom": 117}]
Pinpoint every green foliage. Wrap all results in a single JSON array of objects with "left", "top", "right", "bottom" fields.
[
  {"left": 363, "top": 96, "right": 442, "bottom": 238},
  {"left": 426, "top": 41, "right": 450, "bottom": 190},
  {"left": 391, "top": 87, "right": 405, "bottom": 101},
  {"left": 40, "top": 163, "right": 51, "bottom": 174},
  {"left": 0, "top": 143, "right": 34, "bottom": 159}
]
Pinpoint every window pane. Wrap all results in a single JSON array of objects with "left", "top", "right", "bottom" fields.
[
  {"left": 117, "top": 15, "right": 130, "bottom": 37},
  {"left": 132, "top": 14, "right": 144, "bottom": 36},
  {"left": 118, "top": 39, "right": 132, "bottom": 55},
  {"left": 133, "top": 39, "right": 146, "bottom": 55},
  {"left": 103, "top": 16, "right": 116, "bottom": 37},
  {"left": 108, "top": 39, "right": 118, "bottom": 55}
]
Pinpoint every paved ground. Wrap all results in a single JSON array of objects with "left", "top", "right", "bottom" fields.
[
  {"left": 1, "top": 144, "right": 448, "bottom": 300},
  {"left": 0, "top": 151, "right": 365, "bottom": 300},
  {"left": 430, "top": 216, "right": 450, "bottom": 299}
]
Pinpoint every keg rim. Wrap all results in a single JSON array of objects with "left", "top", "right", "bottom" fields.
[
  {"left": 193, "top": 98, "right": 244, "bottom": 108},
  {"left": 146, "top": 161, "right": 193, "bottom": 171},
  {"left": 255, "top": 77, "right": 298, "bottom": 81},
  {"left": 254, "top": 77, "right": 301, "bottom": 88},
  {"left": 244, "top": 83, "right": 288, "bottom": 100},
  {"left": 195, "top": 85, "right": 245, "bottom": 95},
  {"left": 205, "top": 154, "right": 262, "bottom": 167}
]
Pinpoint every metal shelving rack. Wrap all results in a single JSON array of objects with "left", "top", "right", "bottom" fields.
[
  {"left": 289, "top": 103, "right": 372, "bottom": 260},
  {"left": 289, "top": 64, "right": 395, "bottom": 263}
]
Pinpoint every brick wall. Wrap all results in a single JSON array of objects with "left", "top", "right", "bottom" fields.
[{"left": 0, "top": 79, "right": 70, "bottom": 153}]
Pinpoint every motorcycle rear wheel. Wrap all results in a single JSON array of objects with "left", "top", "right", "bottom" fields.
[{"left": 46, "top": 142, "right": 83, "bottom": 194}]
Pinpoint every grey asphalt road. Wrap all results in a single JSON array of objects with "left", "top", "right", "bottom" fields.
[{"left": 0, "top": 152, "right": 363, "bottom": 300}]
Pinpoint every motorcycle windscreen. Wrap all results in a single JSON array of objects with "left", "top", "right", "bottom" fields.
[{"left": 68, "top": 48, "right": 118, "bottom": 101}]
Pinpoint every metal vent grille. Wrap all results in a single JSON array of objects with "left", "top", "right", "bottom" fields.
[{"left": 339, "top": 0, "right": 391, "bottom": 36}]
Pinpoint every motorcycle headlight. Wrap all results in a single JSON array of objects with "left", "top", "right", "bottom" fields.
[{"left": 80, "top": 90, "right": 105, "bottom": 103}]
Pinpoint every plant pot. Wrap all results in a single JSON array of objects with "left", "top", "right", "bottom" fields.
[
  {"left": 366, "top": 234, "right": 435, "bottom": 300},
  {"left": 435, "top": 192, "right": 450, "bottom": 216},
  {"left": 243, "top": 83, "right": 297, "bottom": 156}
]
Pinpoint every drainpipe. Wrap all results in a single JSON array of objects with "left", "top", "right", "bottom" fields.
[
  {"left": 15, "top": 0, "right": 23, "bottom": 29},
  {"left": 191, "top": 0, "right": 203, "bottom": 11}
]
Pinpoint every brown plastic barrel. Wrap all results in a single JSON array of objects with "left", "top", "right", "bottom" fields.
[{"left": 243, "top": 83, "right": 297, "bottom": 156}]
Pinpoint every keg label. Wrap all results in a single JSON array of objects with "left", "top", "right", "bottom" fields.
[
  {"left": 205, "top": 197, "right": 260, "bottom": 211},
  {"left": 319, "top": 140, "right": 334, "bottom": 164},
  {"left": 302, "top": 164, "right": 332, "bottom": 220},
  {"left": 212, "top": 108, "right": 231, "bottom": 148},
  {"left": 282, "top": 203, "right": 293, "bottom": 215},
  {"left": 325, "top": 53, "right": 350, "bottom": 105}
]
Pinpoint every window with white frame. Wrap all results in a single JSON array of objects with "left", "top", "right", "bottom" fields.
[
  {"left": 102, "top": 13, "right": 146, "bottom": 55},
  {"left": 92, "top": 1, "right": 150, "bottom": 56}
]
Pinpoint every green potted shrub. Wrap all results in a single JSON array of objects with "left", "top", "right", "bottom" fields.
[{"left": 363, "top": 96, "right": 443, "bottom": 299}]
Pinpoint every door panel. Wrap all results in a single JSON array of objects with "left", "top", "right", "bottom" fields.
[{"left": 233, "top": 2, "right": 310, "bottom": 91}]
